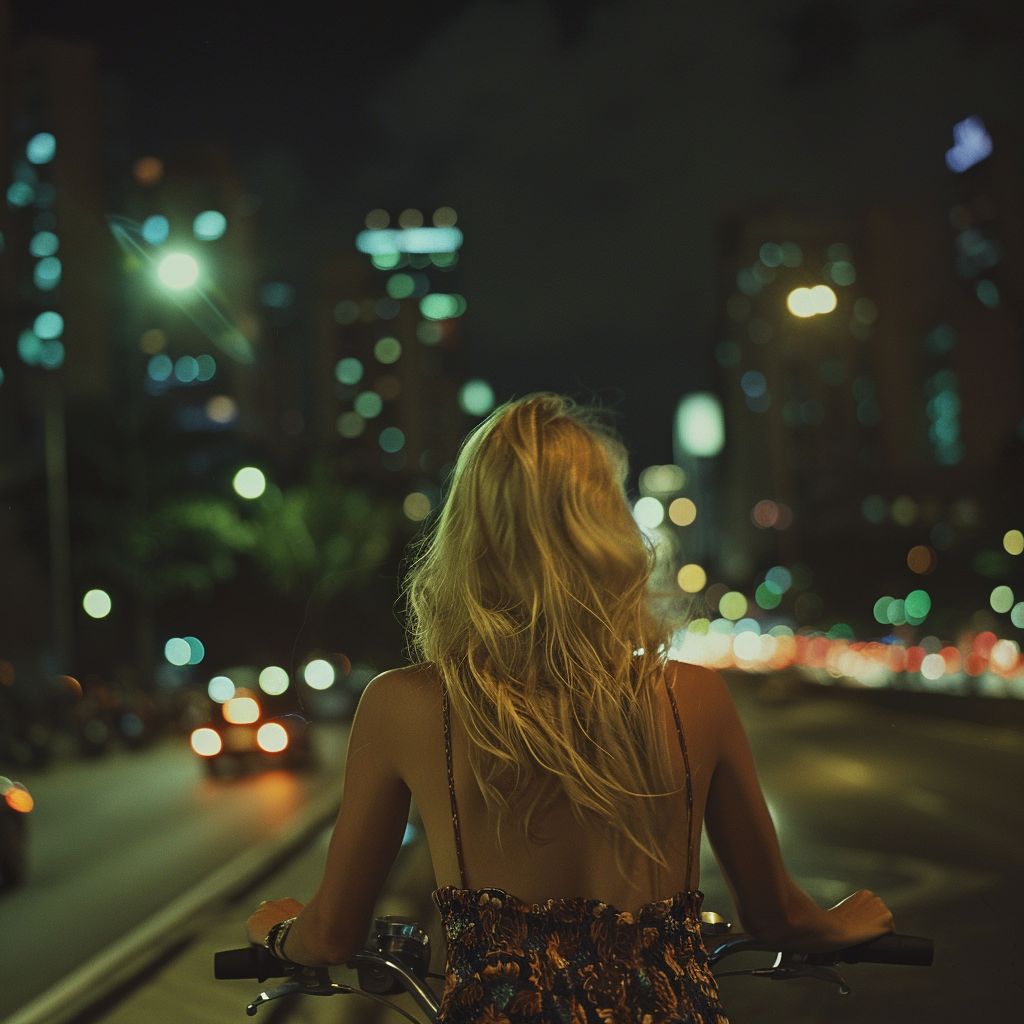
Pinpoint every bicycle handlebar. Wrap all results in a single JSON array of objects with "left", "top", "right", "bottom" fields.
[
  {"left": 214, "top": 945, "right": 293, "bottom": 982},
  {"left": 808, "top": 933, "right": 933, "bottom": 967},
  {"left": 214, "top": 929, "right": 933, "bottom": 982}
]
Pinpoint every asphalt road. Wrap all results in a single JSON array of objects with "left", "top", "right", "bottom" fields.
[
  {"left": 0, "top": 726, "right": 346, "bottom": 1021},
  {"left": 705, "top": 676, "right": 1023, "bottom": 1022},
  {"left": 5, "top": 683, "right": 1023, "bottom": 1024}
]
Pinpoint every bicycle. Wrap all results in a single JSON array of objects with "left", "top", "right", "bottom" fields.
[{"left": 215, "top": 910, "right": 933, "bottom": 1020}]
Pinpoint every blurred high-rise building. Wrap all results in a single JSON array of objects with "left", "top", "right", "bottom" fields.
[
  {"left": 0, "top": 20, "right": 112, "bottom": 668},
  {"left": 711, "top": 115, "right": 1023, "bottom": 633},
  {"left": 314, "top": 207, "right": 467, "bottom": 491}
]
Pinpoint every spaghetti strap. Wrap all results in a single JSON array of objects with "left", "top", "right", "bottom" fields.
[
  {"left": 664, "top": 671, "right": 694, "bottom": 891},
  {"left": 442, "top": 686, "right": 468, "bottom": 889}
]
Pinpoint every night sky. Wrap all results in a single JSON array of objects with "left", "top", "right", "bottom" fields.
[{"left": 10, "top": 0, "right": 1024, "bottom": 472}]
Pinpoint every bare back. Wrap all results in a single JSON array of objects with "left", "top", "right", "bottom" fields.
[{"left": 390, "top": 660, "right": 721, "bottom": 916}]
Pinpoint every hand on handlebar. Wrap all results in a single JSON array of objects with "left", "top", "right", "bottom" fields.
[
  {"left": 823, "top": 890, "right": 895, "bottom": 950},
  {"left": 246, "top": 898, "right": 305, "bottom": 947}
]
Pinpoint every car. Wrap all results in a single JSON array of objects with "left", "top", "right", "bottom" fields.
[
  {"left": 0, "top": 776, "right": 32, "bottom": 892},
  {"left": 190, "top": 689, "right": 314, "bottom": 777}
]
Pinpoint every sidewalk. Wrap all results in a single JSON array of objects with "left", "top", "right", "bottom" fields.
[{"left": 91, "top": 809, "right": 443, "bottom": 1024}]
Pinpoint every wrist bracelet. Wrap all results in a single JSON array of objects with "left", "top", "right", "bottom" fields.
[{"left": 265, "top": 917, "right": 297, "bottom": 960}]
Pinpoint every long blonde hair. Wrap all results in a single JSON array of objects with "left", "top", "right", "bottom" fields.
[{"left": 404, "top": 394, "right": 685, "bottom": 891}]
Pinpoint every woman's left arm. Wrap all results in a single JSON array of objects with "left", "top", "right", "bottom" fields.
[{"left": 247, "top": 671, "right": 413, "bottom": 966}]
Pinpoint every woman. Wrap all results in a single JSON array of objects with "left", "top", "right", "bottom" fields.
[{"left": 247, "top": 394, "right": 894, "bottom": 1023}]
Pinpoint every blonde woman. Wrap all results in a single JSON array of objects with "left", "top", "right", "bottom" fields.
[{"left": 247, "top": 393, "right": 894, "bottom": 1023}]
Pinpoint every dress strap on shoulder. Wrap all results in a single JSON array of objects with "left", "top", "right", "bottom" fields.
[
  {"left": 442, "top": 686, "right": 468, "bottom": 889},
  {"left": 664, "top": 671, "right": 694, "bottom": 891}
]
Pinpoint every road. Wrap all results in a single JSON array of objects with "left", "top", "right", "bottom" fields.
[
  {"left": 6, "top": 682, "right": 1023, "bottom": 1024},
  {"left": 0, "top": 726, "right": 346, "bottom": 1021},
  {"left": 705, "top": 675, "right": 1023, "bottom": 1022}
]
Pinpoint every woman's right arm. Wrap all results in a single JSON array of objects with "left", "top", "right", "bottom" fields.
[{"left": 700, "top": 670, "right": 894, "bottom": 952}]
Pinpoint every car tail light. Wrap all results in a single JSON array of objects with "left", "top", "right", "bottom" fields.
[
  {"left": 191, "top": 727, "right": 223, "bottom": 756},
  {"left": 223, "top": 696, "right": 260, "bottom": 725},
  {"left": 256, "top": 722, "right": 288, "bottom": 753}
]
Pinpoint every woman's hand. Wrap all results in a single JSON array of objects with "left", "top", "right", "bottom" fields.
[
  {"left": 246, "top": 898, "right": 305, "bottom": 946},
  {"left": 824, "top": 889, "right": 895, "bottom": 948}
]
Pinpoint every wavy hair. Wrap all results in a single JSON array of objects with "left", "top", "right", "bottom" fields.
[{"left": 404, "top": 394, "right": 685, "bottom": 892}]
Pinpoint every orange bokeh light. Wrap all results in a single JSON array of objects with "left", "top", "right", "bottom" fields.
[
  {"left": 256, "top": 722, "right": 289, "bottom": 753},
  {"left": 133, "top": 156, "right": 164, "bottom": 186},
  {"left": 223, "top": 696, "right": 260, "bottom": 725},
  {"left": 190, "top": 727, "right": 223, "bottom": 756},
  {"left": 5, "top": 785, "right": 33, "bottom": 813},
  {"left": 907, "top": 545, "right": 936, "bottom": 574}
]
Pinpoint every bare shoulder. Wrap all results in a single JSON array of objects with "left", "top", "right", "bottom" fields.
[
  {"left": 665, "top": 659, "right": 731, "bottom": 710},
  {"left": 353, "top": 665, "right": 441, "bottom": 765}
]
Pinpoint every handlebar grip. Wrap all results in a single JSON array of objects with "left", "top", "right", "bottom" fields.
[
  {"left": 214, "top": 945, "right": 294, "bottom": 980},
  {"left": 814, "top": 934, "right": 933, "bottom": 967}
]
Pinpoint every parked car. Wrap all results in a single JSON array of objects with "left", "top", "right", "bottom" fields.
[
  {"left": 190, "top": 689, "right": 313, "bottom": 777},
  {"left": 0, "top": 776, "right": 32, "bottom": 892}
]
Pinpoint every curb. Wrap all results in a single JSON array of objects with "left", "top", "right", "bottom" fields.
[{"left": 1, "top": 772, "right": 347, "bottom": 1024}]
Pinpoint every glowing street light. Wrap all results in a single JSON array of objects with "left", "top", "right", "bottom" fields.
[
  {"left": 675, "top": 393, "right": 725, "bottom": 458},
  {"left": 157, "top": 252, "right": 200, "bottom": 289},
  {"left": 786, "top": 285, "right": 837, "bottom": 318},
  {"left": 233, "top": 467, "right": 266, "bottom": 499}
]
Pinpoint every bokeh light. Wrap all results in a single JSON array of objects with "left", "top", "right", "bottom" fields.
[
  {"left": 259, "top": 666, "right": 290, "bottom": 695},
  {"left": 751, "top": 500, "right": 778, "bottom": 528},
  {"left": 208, "top": 676, "right": 235, "bottom": 702},
  {"left": 379, "top": 426, "right": 405, "bottom": 452},
  {"left": 191, "top": 728, "right": 222, "bottom": 757},
  {"left": 335, "top": 357, "right": 364, "bottom": 385},
  {"left": 991, "top": 586, "right": 1014, "bottom": 613},
  {"left": 184, "top": 637, "right": 205, "bottom": 665},
  {"left": 907, "top": 545, "right": 936, "bottom": 574},
  {"left": 459, "top": 379, "right": 495, "bottom": 416},
  {"left": 675, "top": 393, "right": 725, "bottom": 457},
  {"left": 82, "top": 589, "right": 111, "bottom": 619},
  {"left": 193, "top": 210, "right": 227, "bottom": 241},
  {"left": 133, "top": 156, "right": 163, "bottom": 185},
  {"left": 304, "top": 659, "right": 335, "bottom": 690},
  {"left": 373, "top": 337, "right": 402, "bottom": 364},
  {"left": 1003, "top": 530, "right": 1023, "bottom": 556},
  {"left": 233, "top": 467, "right": 266, "bottom": 499},
  {"left": 677, "top": 564, "right": 707, "bottom": 593},
  {"left": 257, "top": 722, "right": 288, "bottom": 753},
  {"left": 337, "top": 412, "right": 365, "bottom": 437},
  {"left": 365, "top": 209, "right": 389, "bottom": 229},
  {"left": 29, "top": 231, "right": 59, "bottom": 257},
  {"left": 891, "top": 496, "right": 918, "bottom": 527},
  {"left": 719, "top": 592, "right": 749, "bottom": 621},
  {"left": 433, "top": 207, "right": 457, "bottom": 227},
  {"left": 403, "top": 492, "right": 432, "bottom": 521},
  {"left": 764, "top": 566, "right": 792, "bottom": 594},
  {"left": 354, "top": 391, "right": 383, "bottom": 418},
  {"left": 141, "top": 215, "right": 170, "bottom": 245},
  {"left": 668, "top": 498, "right": 697, "bottom": 526},
  {"left": 164, "top": 638, "right": 192, "bottom": 666},
  {"left": 206, "top": 395, "right": 238, "bottom": 423},
  {"left": 34, "top": 311, "right": 63, "bottom": 339},
  {"left": 157, "top": 252, "right": 199, "bottom": 289},
  {"left": 223, "top": 697, "right": 260, "bottom": 725},
  {"left": 633, "top": 497, "right": 664, "bottom": 529},
  {"left": 26, "top": 132, "right": 56, "bottom": 164},
  {"left": 787, "top": 285, "right": 837, "bottom": 317}
]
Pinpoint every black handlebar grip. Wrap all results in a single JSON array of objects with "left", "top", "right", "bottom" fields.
[
  {"left": 818, "top": 934, "right": 933, "bottom": 967},
  {"left": 214, "top": 946, "right": 294, "bottom": 981}
]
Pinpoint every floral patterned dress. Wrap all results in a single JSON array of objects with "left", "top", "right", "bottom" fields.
[{"left": 432, "top": 682, "right": 730, "bottom": 1024}]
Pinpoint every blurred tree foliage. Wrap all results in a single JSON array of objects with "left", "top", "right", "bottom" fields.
[{"left": 76, "top": 457, "right": 404, "bottom": 677}]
